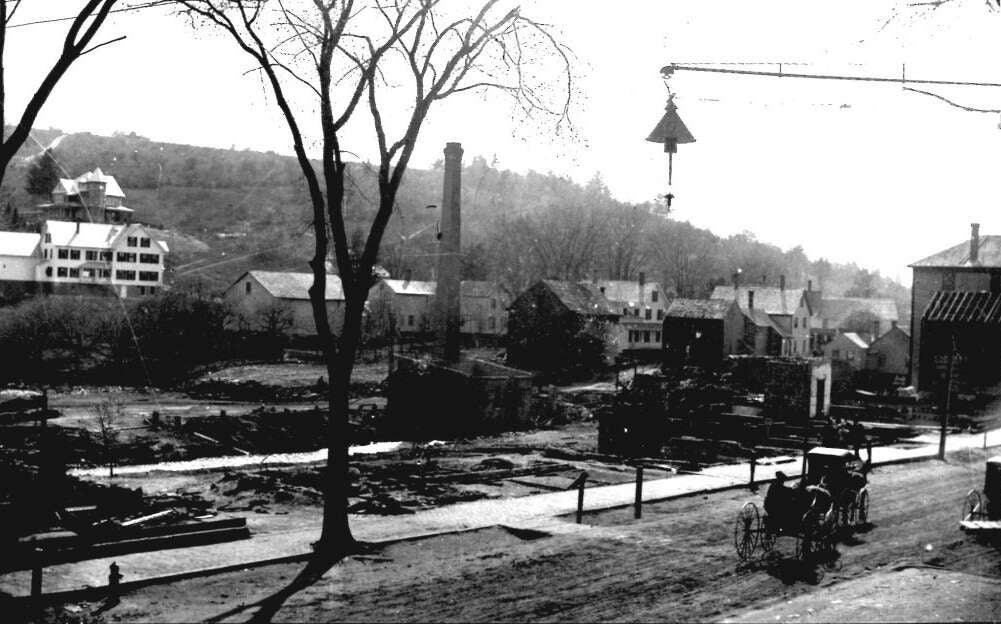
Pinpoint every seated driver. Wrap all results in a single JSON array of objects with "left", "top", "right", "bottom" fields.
[{"left": 765, "top": 471, "right": 798, "bottom": 532}]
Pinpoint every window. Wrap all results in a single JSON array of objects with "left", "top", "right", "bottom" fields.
[
  {"left": 99, "top": 269, "right": 111, "bottom": 279},
  {"left": 245, "top": 282, "right": 252, "bottom": 294},
  {"left": 599, "top": 287, "right": 605, "bottom": 294},
  {"left": 654, "top": 331, "right": 661, "bottom": 343},
  {"left": 69, "top": 250, "right": 80, "bottom": 260},
  {"left": 140, "top": 237, "right": 151, "bottom": 248},
  {"left": 645, "top": 309, "right": 652, "bottom": 320},
  {"left": 57, "top": 267, "right": 67, "bottom": 277},
  {"left": 657, "top": 309, "right": 664, "bottom": 320},
  {"left": 85, "top": 250, "right": 97, "bottom": 261},
  {"left": 408, "top": 314, "right": 415, "bottom": 327},
  {"left": 44, "top": 233, "right": 51, "bottom": 243},
  {"left": 623, "top": 308, "right": 629, "bottom": 315},
  {"left": 832, "top": 349, "right": 840, "bottom": 359},
  {"left": 127, "top": 236, "right": 138, "bottom": 247},
  {"left": 57, "top": 249, "right": 68, "bottom": 259},
  {"left": 116, "top": 252, "right": 137, "bottom": 263},
  {"left": 628, "top": 330, "right": 636, "bottom": 343},
  {"left": 652, "top": 291, "right": 658, "bottom": 302},
  {"left": 489, "top": 316, "right": 496, "bottom": 330},
  {"left": 69, "top": 268, "right": 80, "bottom": 278},
  {"left": 643, "top": 331, "right": 651, "bottom": 343},
  {"left": 140, "top": 253, "right": 160, "bottom": 264},
  {"left": 116, "top": 270, "right": 136, "bottom": 280},
  {"left": 794, "top": 317, "right": 798, "bottom": 329},
  {"left": 45, "top": 267, "right": 53, "bottom": 277},
  {"left": 148, "top": 287, "right": 156, "bottom": 295},
  {"left": 633, "top": 308, "right": 639, "bottom": 317},
  {"left": 139, "top": 271, "right": 159, "bottom": 282},
  {"left": 101, "top": 251, "right": 113, "bottom": 262},
  {"left": 491, "top": 298, "right": 497, "bottom": 310}
]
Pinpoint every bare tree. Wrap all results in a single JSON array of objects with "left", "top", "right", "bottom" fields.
[
  {"left": 94, "top": 399, "right": 123, "bottom": 478},
  {"left": 177, "top": 0, "right": 572, "bottom": 562},
  {"left": 0, "top": 1, "right": 124, "bottom": 187}
]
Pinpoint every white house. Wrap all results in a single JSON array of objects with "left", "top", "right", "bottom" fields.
[
  {"left": 586, "top": 277, "right": 670, "bottom": 352},
  {"left": 38, "top": 167, "right": 134, "bottom": 224},
  {"left": 34, "top": 220, "right": 168, "bottom": 297},
  {"left": 224, "top": 271, "right": 345, "bottom": 336}
]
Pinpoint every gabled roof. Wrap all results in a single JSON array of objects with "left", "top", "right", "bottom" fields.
[
  {"left": 539, "top": 280, "right": 618, "bottom": 316},
  {"left": 911, "top": 235, "right": 1001, "bottom": 268},
  {"left": 45, "top": 220, "right": 127, "bottom": 249},
  {"left": 804, "top": 290, "right": 823, "bottom": 315},
  {"left": 0, "top": 231, "right": 41, "bottom": 257},
  {"left": 586, "top": 280, "right": 667, "bottom": 307},
  {"left": 245, "top": 271, "right": 344, "bottom": 301},
  {"left": 819, "top": 297, "right": 899, "bottom": 326},
  {"left": 379, "top": 279, "right": 436, "bottom": 296},
  {"left": 743, "top": 307, "right": 789, "bottom": 336},
  {"left": 870, "top": 325, "right": 909, "bottom": 348},
  {"left": 53, "top": 167, "right": 126, "bottom": 199},
  {"left": 460, "top": 281, "right": 501, "bottom": 298},
  {"left": 711, "top": 285, "right": 805, "bottom": 316},
  {"left": 665, "top": 298, "right": 734, "bottom": 320},
  {"left": 922, "top": 291, "right": 1001, "bottom": 324}
]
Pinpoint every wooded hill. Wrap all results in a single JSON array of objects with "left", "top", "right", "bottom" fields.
[{"left": 0, "top": 128, "right": 910, "bottom": 323}]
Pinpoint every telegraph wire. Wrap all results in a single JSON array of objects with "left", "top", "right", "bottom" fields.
[
  {"left": 5, "top": 0, "right": 171, "bottom": 29},
  {"left": 663, "top": 63, "right": 1001, "bottom": 89}
]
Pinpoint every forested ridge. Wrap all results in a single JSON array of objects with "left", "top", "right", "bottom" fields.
[{"left": 0, "top": 128, "right": 910, "bottom": 323}]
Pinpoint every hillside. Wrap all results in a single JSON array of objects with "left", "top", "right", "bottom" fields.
[{"left": 0, "top": 128, "right": 910, "bottom": 321}]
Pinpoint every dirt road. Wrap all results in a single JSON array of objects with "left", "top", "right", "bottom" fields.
[{"left": 69, "top": 446, "right": 1000, "bottom": 623}]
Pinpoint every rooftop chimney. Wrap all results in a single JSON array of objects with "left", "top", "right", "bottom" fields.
[
  {"left": 807, "top": 279, "right": 813, "bottom": 292},
  {"left": 732, "top": 271, "right": 741, "bottom": 288},
  {"left": 971, "top": 223, "right": 981, "bottom": 264}
]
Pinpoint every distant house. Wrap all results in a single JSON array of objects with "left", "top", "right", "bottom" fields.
[
  {"left": 585, "top": 276, "right": 671, "bottom": 353},
  {"left": 367, "top": 278, "right": 437, "bottom": 334},
  {"left": 507, "top": 279, "right": 620, "bottom": 373},
  {"left": 812, "top": 297, "right": 899, "bottom": 346},
  {"left": 457, "top": 281, "right": 509, "bottom": 336},
  {"left": 866, "top": 324, "right": 910, "bottom": 382},
  {"left": 823, "top": 332, "right": 869, "bottom": 370},
  {"left": 2, "top": 220, "right": 168, "bottom": 298},
  {"left": 662, "top": 298, "right": 743, "bottom": 366},
  {"left": 225, "top": 271, "right": 344, "bottom": 336},
  {"left": 909, "top": 223, "right": 1001, "bottom": 392},
  {"left": 712, "top": 277, "right": 812, "bottom": 356},
  {"left": 35, "top": 168, "right": 134, "bottom": 224}
]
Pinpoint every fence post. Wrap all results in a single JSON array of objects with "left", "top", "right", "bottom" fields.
[
  {"left": 749, "top": 449, "right": 757, "bottom": 490},
  {"left": 108, "top": 561, "right": 123, "bottom": 603},
  {"left": 575, "top": 472, "right": 588, "bottom": 524},
  {"left": 801, "top": 433, "right": 809, "bottom": 478},
  {"left": 634, "top": 465, "right": 644, "bottom": 519},
  {"left": 986, "top": 430, "right": 989, "bottom": 451},
  {"left": 30, "top": 547, "right": 43, "bottom": 601}
]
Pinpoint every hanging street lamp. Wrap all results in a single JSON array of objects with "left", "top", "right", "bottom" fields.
[{"left": 646, "top": 87, "right": 695, "bottom": 187}]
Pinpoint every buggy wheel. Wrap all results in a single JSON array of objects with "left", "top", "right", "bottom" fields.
[
  {"left": 759, "top": 524, "right": 776, "bottom": 552},
  {"left": 857, "top": 488, "right": 869, "bottom": 525},
  {"left": 735, "top": 502, "right": 760, "bottom": 561},
  {"left": 839, "top": 489, "right": 859, "bottom": 528},
  {"left": 963, "top": 489, "right": 983, "bottom": 521}
]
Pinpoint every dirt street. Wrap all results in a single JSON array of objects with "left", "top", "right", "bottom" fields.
[{"left": 57, "top": 447, "right": 1001, "bottom": 623}]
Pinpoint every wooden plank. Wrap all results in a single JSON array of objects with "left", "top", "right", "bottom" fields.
[{"left": 960, "top": 520, "right": 1001, "bottom": 531}]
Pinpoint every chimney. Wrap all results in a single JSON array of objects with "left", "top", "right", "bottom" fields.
[
  {"left": 872, "top": 319, "right": 880, "bottom": 340},
  {"left": 435, "top": 142, "right": 463, "bottom": 362},
  {"left": 971, "top": 223, "right": 981, "bottom": 264},
  {"left": 75, "top": 220, "right": 80, "bottom": 234},
  {"left": 780, "top": 274, "right": 786, "bottom": 291},
  {"left": 748, "top": 290, "right": 755, "bottom": 310},
  {"left": 807, "top": 279, "right": 813, "bottom": 292},
  {"left": 891, "top": 320, "right": 898, "bottom": 330},
  {"left": 732, "top": 271, "right": 741, "bottom": 288},
  {"left": 638, "top": 271, "right": 646, "bottom": 287}
]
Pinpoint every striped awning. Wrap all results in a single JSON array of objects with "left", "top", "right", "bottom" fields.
[{"left": 922, "top": 291, "right": 1001, "bottom": 324}]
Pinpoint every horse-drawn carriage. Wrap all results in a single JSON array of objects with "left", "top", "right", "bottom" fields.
[{"left": 734, "top": 447, "right": 870, "bottom": 561}]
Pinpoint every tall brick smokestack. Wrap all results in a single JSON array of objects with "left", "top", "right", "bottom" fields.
[{"left": 435, "top": 142, "right": 463, "bottom": 362}]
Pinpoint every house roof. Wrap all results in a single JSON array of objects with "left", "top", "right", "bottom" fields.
[
  {"left": 586, "top": 280, "right": 667, "bottom": 307},
  {"left": 0, "top": 231, "right": 41, "bottom": 257},
  {"left": 379, "top": 279, "right": 437, "bottom": 296},
  {"left": 911, "top": 235, "right": 1001, "bottom": 268},
  {"left": 45, "top": 220, "right": 127, "bottom": 249},
  {"left": 246, "top": 271, "right": 344, "bottom": 301},
  {"left": 743, "top": 307, "right": 789, "bottom": 336},
  {"left": 870, "top": 325, "right": 909, "bottom": 348},
  {"left": 841, "top": 332, "right": 870, "bottom": 349},
  {"left": 711, "top": 285, "right": 804, "bottom": 316},
  {"left": 460, "top": 281, "right": 500, "bottom": 298},
  {"left": 665, "top": 298, "right": 733, "bottom": 320},
  {"left": 804, "top": 290, "right": 823, "bottom": 315},
  {"left": 922, "top": 291, "right": 1001, "bottom": 324},
  {"left": 53, "top": 167, "right": 126, "bottom": 199},
  {"left": 819, "top": 297, "right": 899, "bottom": 326},
  {"left": 540, "top": 280, "right": 618, "bottom": 316}
]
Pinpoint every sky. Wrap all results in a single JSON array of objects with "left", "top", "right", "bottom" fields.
[{"left": 5, "top": 0, "right": 1001, "bottom": 284}]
